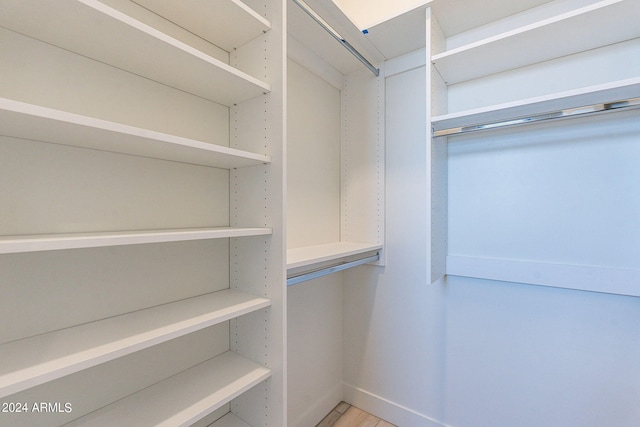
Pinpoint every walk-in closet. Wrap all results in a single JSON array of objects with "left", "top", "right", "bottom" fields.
[{"left": 1, "top": 0, "right": 639, "bottom": 426}]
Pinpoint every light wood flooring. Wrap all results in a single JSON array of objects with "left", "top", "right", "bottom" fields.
[{"left": 316, "top": 402, "right": 396, "bottom": 427}]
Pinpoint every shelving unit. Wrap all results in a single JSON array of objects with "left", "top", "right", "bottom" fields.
[
  {"left": 286, "top": 18, "right": 385, "bottom": 286},
  {"left": 1, "top": 0, "right": 285, "bottom": 425},
  {"left": 427, "top": 0, "right": 640, "bottom": 294}
]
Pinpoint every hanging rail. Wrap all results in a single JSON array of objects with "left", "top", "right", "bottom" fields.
[
  {"left": 433, "top": 96, "right": 640, "bottom": 138},
  {"left": 287, "top": 253, "right": 380, "bottom": 286},
  {"left": 291, "top": 0, "right": 380, "bottom": 77}
]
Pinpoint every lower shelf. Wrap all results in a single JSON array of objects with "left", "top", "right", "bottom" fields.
[
  {"left": 66, "top": 351, "right": 271, "bottom": 426},
  {"left": 0, "top": 290, "right": 270, "bottom": 398}
]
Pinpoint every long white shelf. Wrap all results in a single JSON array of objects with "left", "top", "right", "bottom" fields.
[
  {"left": 431, "top": 77, "right": 640, "bottom": 136},
  {"left": 0, "top": 98, "right": 271, "bottom": 168},
  {"left": 287, "top": 242, "right": 383, "bottom": 271},
  {"left": 447, "top": 255, "right": 640, "bottom": 298},
  {"left": 211, "top": 413, "right": 253, "bottom": 427},
  {"left": 132, "top": 0, "right": 271, "bottom": 51},
  {"left": 65, "top": 351, "right": 271, "bottom": 427},
  {"left": 0, "top": 0, "right": 270, "bottom": 106},
  {"left": 0, "top": 227, "right": 272, "bottom": 254},
  {"left": 432, "top": 0, "right": 640, "bottom": 84},
  {"left": 0, "top": 290, "right": 270, "bottom": 399}
]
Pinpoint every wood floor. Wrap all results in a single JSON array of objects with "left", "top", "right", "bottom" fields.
[{"left": 316, "top": 402, "right": 396, "bottom": 427}]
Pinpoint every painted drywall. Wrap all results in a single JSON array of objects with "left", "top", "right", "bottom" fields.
[{"left": 341, "top": 63, "right": 640, "bottom": 427}]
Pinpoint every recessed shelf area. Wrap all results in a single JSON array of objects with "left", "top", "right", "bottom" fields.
[
  {"left": 0, "top": 98, "right": 271, "bottom": 168},
  {"left": 65, "top": 351, "right": 271, "bottom": 426},
  {"left": 0, "top": 227, "right": 272, "bottom": 254},
  {"left": 431, "top": 77, "right": 640, "bottom": 137},
  {"left": 0, "top": 0, "right": 270, "bottom": 105},
  {"left": 432, "top": 0, "right": 640, "bottom": 84},
  {"left": 0, "top": 290, "right": 270, "bottom": 398}
]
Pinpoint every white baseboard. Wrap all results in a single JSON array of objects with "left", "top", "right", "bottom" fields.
[
  {"left": 343, "top": 383, "right": 448, "bottom": 427},
  {"left": 289, "top": 383, "right": 343, "bottom": 427}
]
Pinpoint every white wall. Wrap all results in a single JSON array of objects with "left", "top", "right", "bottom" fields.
[{"left": 341, "top": 61, "right": 640, "bottom": 427}]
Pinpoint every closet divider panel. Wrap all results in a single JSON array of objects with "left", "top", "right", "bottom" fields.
[
  {"left": 229, "top": 0, "right": 287, "bottom": 425},
  {"left": 341, "top": 67, "right": 386, "bottom": 265}
]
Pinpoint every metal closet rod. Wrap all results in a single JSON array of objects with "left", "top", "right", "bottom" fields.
[
  {"left": 287, "top": 253, "right": 380, "bottom": 286},
  {"left": 291, "top": 0, "right": 380, "bottom": 77},
  {"left": 433, "top": 96, "right": 640, "bottom": 138}
]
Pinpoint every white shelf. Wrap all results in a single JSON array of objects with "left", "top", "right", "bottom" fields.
[
  {"left": 0, "top": 0, "right": 270, "bottom": 105},
  {"left": 132, "top": 0, "right": 271, "bottom": 51},
  {"left": 66, "top": 351, "right": 271, "bottom": 427},
  {"left": 0, "top": 98, "right": 271, "bottom": 168},
  {"left": 431, "top": 77, "right": 640, "bottom": 134},
  {"left": 211, "top": 413, "right": 253, "bottom": 427},
  {"left": 0, "top": 290, "right": 270, "bottom": 399},
  {"left": 287, "top": 242, "right": 382, "bottom": 270},
  {"left": 432, "top": 0, "right": 640, "bottom": 84},
  {"left": 0, "top": 227, "right": 272, "bottom": 254}
]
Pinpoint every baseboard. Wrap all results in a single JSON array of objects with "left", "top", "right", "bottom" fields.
[
  {"left": 289, "top": 382, "right": 343, "bottom": 427},
  {"left": 343, "top": 383, "right": 448, "bottom": 427}
]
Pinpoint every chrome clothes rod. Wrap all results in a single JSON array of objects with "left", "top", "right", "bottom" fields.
[
  {"left": 291, "top": 0, "right": 380, "bottom": 77},
  {"left": 287, "top": 253, "right": 380, "bottom": 286},
  {"left": 433, "top": 96, "right": 640, "bottom": 138}
]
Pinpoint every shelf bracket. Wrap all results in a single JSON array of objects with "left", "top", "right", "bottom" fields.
[
  {"left": 291, "top": 0, "right": 380, "bottom": 77},
  {"left": 287, "top": 253, "right": 380, "bottom": 286}
]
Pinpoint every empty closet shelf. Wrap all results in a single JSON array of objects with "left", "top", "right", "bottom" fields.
[
  {"left": 65, "top": 351, "right": 271, "bottom": 426},
  {"left": 0, "top": 98, "right": 271, "bottom": 169},
  {"left": 287, "top": 242, "right": 382, "bottom": 286},
  {"left": 0, "top": 227, "right": 272, "bottom": 254},
  {"left": 0, "top": 290, "right": 270, "bottom": 398},
  {"left": 0, "top": 0, "right": 270, "bottom": 105},
  {"left": 432, "top": 78, "right": 640, "bottom": 138}
]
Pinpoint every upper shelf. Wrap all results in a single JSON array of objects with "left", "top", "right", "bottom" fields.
[
  {"left": 0, "top": 290, "right": 270, "bottom": 399},
  {"left": 132, "top": 0, "right": 271, "bottom": 51},
  {"left": 0, "top": 0, "right": 270, "bottom": 106},
  {"left": 432, "top": 0, "right": 640, "bottom": 84},
  {"left": 0, "top": 98, "right": 271, "bottom": 168},
  {"left": 0, "top": 227, "right": 272, "bottom": 254},
  {"left": 431, "top": 77, "right": 640, "bottom": 136}
]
